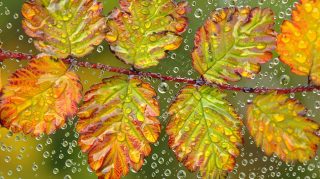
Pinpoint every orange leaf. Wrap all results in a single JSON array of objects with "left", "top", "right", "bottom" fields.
[
  {"left": 277, "top": 0, "right": 320, "bottom": 85},
  {"left": 77, "top": 76, "right": 160, "bottom": 179},
  {"left": 247, "top": 92, "right": 320, "bottom": 162},
  {"left": 166, "top": 85, "right": 242, "bottom": 178},
  {"left": 0, "top": 55, "right": 82, "bottom": 136}
]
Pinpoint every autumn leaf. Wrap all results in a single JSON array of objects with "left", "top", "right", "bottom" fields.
[
  {"left": 76, "top": 76, "right": 160, "bottom": 179},
  {"left": 166, "top": 85, "right": 242, "bottom": 178},
  {"left": 277, "top": 0, "right": 320, "bottom": 86},
  {"left": 106, "top": 0, "right": 189, "bottom": 69},
  {"left": 0, "top": 55, "right": 82, "bottom": 136},
  {"left": 22, "top": 0, "right": 106, "bottom": 58},
  {"left": 192, "top": 7, "right": 276, "bottom": 84},
  {"left": 247, "top": 92, "right": 320, "bottom": 162}
]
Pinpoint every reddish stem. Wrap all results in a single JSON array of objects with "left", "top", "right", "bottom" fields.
[{"left": 0, "top": 49, "right": 319, "bottom": 94}]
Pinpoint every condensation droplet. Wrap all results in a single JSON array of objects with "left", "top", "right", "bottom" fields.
[
  {"left": 194, "top": 8, "right": 203, "bottom": 18},
  {"left": 158, "top": 82, "right": 169, "bottom": 94},
  {"left": 280, "top": 75, "right": 290, "bottom": 85}
]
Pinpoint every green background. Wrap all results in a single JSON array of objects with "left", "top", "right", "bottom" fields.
[{"left": 0, "top": 0, "right": 319, "bottom": 178}]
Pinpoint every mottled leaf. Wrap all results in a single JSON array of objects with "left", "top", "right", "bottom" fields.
[
  {"left": 106, "top": 0, "right": 189, "bottom": 69},
  {"left": 22, "top": 0, "right": 106, "bottom": 58},
  {"left": 277, "top": 0, "right": 320, "bottom": 85},
  {"left": 0, "top": 55, "right": 82, "bottom": 136},
  {"left": 192, "top": 7, "right": 276, "bottom": 84},
  {"left": 77, "top": 76, "right": 160, "bottom": 179},
  {"left": 247, "top": 93, "right": 320, "bottom": 162},
  {"left": 166, "top": 85, "right": 242, "bottom": 178}
]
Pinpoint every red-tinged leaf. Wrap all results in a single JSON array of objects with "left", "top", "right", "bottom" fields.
[
  {"left": 106, "top": 0, "right": 189, "bottom": 69},
  {"left": 192, "top": 7, "right": 276, "bottom": 84},
  {"left": 166, "top": 85, "right": 242, "bottom": 178},
  {"left": 277, "top": 0, "right": 320, "bottom": 85},
  {"left": 0, "top": 55, "right": 82, "bottom": 136},
  {"left": 22, "top": 0, "right": 106, "bottom": 58},
  {"left": 247, "top": 92, "right": 320, "bottom": 162},
  {"left": 77, "top": 76, "right": 160, "bottom": 179}
]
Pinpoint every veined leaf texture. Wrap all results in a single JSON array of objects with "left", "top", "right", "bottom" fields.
[{"left": 0, "top": 0, "right": 319, "bottom": 179}]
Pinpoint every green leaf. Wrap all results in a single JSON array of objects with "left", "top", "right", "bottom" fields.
[
  {"left": 22, "top": 0, "right": 106, "bottom": 58},
  {"left": 106, "top": 0, "right": 189, "bottom": 69},
  {"left": 247, "top": 92, "right": 320, "bottom": 162},
  {"left": 166, "top": 85, "right": 242, "bottom": 178},
  {"left": 192, "top": 7, "right": 276, "bottom": 84},
  {"left": 76, "top": 76, "right": 160, "bottom": 179}
]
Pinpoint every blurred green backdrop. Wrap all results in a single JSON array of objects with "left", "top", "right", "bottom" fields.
[{"left": 0, "top": 0, "right": 319, "bottom": 179}]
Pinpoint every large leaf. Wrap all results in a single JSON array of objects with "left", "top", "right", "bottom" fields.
[
  {"left": 192, "top": 7, "right": 276, "bottom": 84},
  {"left": 106, "top": 0, "right": 189, "bottom": 69},
  {"left": 22, "top": 0, "right": 106, "bottom": 58},
  {"left": 247, "top": 93, "right": 320, "bottom": 162},
  {"left": 0, "top": 55, "right": 82, "bottom": 136},
  {"left": 166, "top": 85, "right": 242, "bottom": 178},
  {"left": 77, "top": 76, "right": 160, "bottom": 179},
  {"left": 277, "top": 0, "right": 320, "bottom": 85}
]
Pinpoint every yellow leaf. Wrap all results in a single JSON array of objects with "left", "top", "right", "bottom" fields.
[
  {"left": 76, "top": 76, "right": 160, "bottom": 179},
  {"left": 192, "top": 7, "right": 276, "bottom": 84},
  {"left": 22, "top": 0, "right": 106, "bottom": 58},
  {"left": 0, "top": 55, "right": 82, "bottom": 136},
  {"left": 166, "top": 85, "right": 242, "bottom": 178},
  {"left": 277, "top": 0, "right": 320, "bottom": 85},
  {"left": 247, "top": 92, "right": 320, "bottom": 162},
  {"left": 106, "top": 0, "right": 189, "bottom": 69}
]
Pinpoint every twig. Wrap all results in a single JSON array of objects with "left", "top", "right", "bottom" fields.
[{"left": 0, "top": 49, "right": 319, "bottom": 94}]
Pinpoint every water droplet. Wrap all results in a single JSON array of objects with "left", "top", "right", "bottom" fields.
[
  {"left": 280, "top": 75, "right": 290, "bottom": 85},
  {"left": 36, "top": 144, "right": 43, "bottom": 151},
  {"left": 177, "top": 170, "right": 186, "bottom": 179},
  {"left": 97, "top": 45, "right": 104, "bottom": 53},
  {"left": 164, "top": 169, "right": 171, "bottom": 176},
  {"left": 53, "top": 168, "right": 59, "bottom": 174},
  {"left": 32, "top": 163, "right": 38, "bottom": 171},
  {"left": 315, "top": 101, "right": 320, "bottom": 109},
  {"left": 158, "top": 82, "right": 169, "bottom": 93},
  {"left": 173, "top": 67, "right": 179, "bottom": 73},
  {"left": 194, "top": 8, "right": 203, "bottom": 18},
  {"left": 6, "top": 23, "right": 12, "bottom": 29}
]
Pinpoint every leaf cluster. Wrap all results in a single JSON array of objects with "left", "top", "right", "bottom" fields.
[{"left": 0, "top": 0, "right": 319, "bottom": 178}]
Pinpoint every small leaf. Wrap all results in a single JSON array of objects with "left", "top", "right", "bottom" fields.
[
  {"left": 247, "top": 93, "right": 320, "bottom": 162},
  {"left": 0, "top": 55, "right": 82, "bottom": 136},
  {"left": 166, "top": 85, "right": 242, "bottom": 178},
  {"left": 192, "top": 7, "right": 276, "bottom": 84},
  {"left": 77, "top": 76, "right": 160, "bottom": 179},
  {"left": 106, "top": 0, "right": 189, "bottom": 69},
  {"left": 22, "top": 0, "right": 106, "bottom": 58},
  {"left": 277, "top": 0, "right": 320, "bottom": 85}
]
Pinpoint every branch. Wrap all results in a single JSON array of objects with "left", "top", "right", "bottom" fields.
[{"left": 0, "top": 49, "right": 319, "bottom": 94}]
